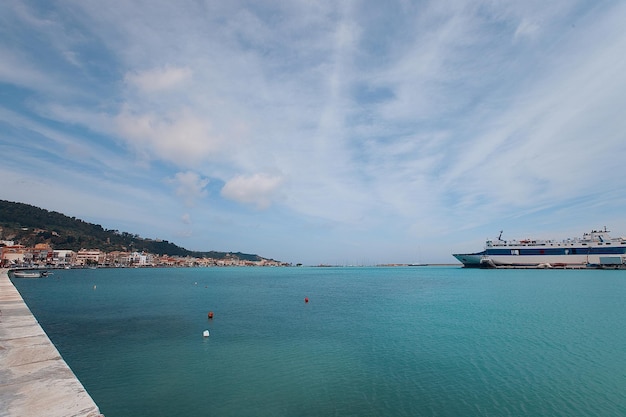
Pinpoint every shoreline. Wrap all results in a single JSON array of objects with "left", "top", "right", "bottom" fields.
[{"left": 0, "top": 268, "right": 103, "bottom": 417}]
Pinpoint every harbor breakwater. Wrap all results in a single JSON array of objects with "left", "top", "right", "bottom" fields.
[{"left": 0, "top": 269, "right": 102, "bottom": 417}]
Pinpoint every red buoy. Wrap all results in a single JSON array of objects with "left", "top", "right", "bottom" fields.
[
  {"left": 208, "top": 311, "right": 214, "bottom": 319},
  {"left": 304, "top": 297, "right": 309, "bottom": 303}
]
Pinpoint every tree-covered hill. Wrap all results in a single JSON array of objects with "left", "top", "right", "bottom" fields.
[{"left": 0, "top": 200, "right": 268, "bottom": 261}]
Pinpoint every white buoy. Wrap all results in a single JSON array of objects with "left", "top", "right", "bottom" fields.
[{"left": 203, "top": 330, "right": 210, "bottom": 337}]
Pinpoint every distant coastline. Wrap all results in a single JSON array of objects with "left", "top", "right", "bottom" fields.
[{"left": 1, "top": 200, "right": 288, "bottom": 268}]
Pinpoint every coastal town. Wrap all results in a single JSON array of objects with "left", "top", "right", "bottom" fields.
[{"left": 0, "top": 240, "right": 290, "bottom": 268}]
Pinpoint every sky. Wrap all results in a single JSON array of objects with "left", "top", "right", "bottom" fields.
[{"left": 1, "top": 0, "right": 626, "bottom": 265}]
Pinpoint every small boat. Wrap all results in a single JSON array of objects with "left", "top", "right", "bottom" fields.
[{"left": 12, "top": 270, "right": 47, "bottom": 278}]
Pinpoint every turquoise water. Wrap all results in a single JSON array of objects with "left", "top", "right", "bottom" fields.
[{"left": 11, "top": 267, "right": 626, "bottom": 417}]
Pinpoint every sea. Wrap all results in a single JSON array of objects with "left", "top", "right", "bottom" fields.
[{"left": 10, "top": 266, "right": 626, "bottom": 417}]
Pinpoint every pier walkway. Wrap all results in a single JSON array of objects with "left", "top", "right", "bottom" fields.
[{"left": 0, "top": 269, "right": 102, "bottom": 417}]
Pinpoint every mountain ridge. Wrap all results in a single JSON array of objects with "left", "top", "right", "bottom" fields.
[{"left": 0, "top": 200, "right": 273, "bottom": 262}]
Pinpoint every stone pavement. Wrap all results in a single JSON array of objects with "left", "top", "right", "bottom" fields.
[{"left": 0, "top": 269, "right": 103, "bottom": 417}]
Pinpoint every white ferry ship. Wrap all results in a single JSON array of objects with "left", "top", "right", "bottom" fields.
[{"left": 453, "top": 228, "right": 626, "bottom": 268}]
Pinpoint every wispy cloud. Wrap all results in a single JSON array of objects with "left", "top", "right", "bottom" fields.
[{"left": 125, "top": 67, "right": 193, "bottom": 93}]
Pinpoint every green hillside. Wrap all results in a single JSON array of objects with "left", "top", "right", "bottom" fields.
[{"left": 0, "top": 200, "right": 268, "bottom": 261}]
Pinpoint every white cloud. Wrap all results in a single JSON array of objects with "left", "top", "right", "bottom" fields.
[
  {"left": 115, "top": 108, "right": 222, "bottom": 167},
  {"left": 221, "top": 173, "right": 285, "bottom": 209},
  {"left": 167, "top": 171, "right": 209, "bottom": 207}
]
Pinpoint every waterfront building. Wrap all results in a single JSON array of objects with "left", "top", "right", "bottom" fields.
[{"left": 76, "top": 249, "right": 105, "bottom": 266}]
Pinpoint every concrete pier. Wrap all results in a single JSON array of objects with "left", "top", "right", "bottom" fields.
[{"left": 0, "top": 269, "right": 103, "bottom": 417}]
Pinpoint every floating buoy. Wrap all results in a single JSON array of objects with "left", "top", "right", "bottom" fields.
[
  {"left": 203, "top": 330, "right": 210, "bottom": 337},
  {"left": 304, "top": 297, "right": 309, "bottom": 303},
  {"left": 208, "top": 311, "right": 214, "bottom": 319}
]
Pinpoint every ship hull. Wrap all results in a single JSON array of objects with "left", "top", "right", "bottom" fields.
[
  {"left": 483, "top": 247, "right": 625, "bottom": 267},
  {"left": 452, "top": 252, "right": 485, "bottom": 268},
  {"left": 484, "top": 254, "right": 625, "bottom": 268}
]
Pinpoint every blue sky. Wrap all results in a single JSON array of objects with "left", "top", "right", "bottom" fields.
[{"left": 2, "top": 1, "right": 626, "bottom": 265}]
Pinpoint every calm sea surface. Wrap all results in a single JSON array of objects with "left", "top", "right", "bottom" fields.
[{"left": 11, "top": 266, "right": 626, "bottom": 417}]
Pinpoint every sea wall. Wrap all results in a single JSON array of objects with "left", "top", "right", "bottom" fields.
[{"left": 0, "top": 269, "right": 103, "bottom": 417}]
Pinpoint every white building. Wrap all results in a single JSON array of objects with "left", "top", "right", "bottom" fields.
[{"left": 52, "top": 250, "right": 76, "bottom": 266}]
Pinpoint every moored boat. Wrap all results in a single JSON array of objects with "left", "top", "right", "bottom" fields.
[
  {"left": 453, "top": 228, "right": 626, "bottom": 268},
  {"left": 12, "top": 270, "right": 48, "bottom": 278}
]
